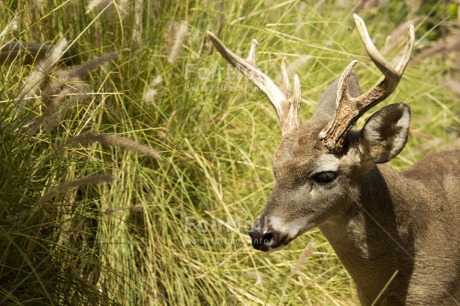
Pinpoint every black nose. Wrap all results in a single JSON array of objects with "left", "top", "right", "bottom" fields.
[{"left": 248, "top": 227, "right": 273, "bottom": 251}]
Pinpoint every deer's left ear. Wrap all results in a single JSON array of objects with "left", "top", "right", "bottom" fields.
[{"left": 358, "top": 103, "right": 411, "bottom": 164}]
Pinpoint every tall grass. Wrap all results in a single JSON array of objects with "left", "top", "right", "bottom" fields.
[{"left": 0, "top": 0, "right": 458, "bottom": 305}]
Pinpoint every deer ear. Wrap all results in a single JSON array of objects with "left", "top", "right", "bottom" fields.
[
  {"left": 310, "top": 73, "right": 361, "bottom": 122},
  {"left": 359, "top": 103, "right": 411, "bottom": 164}
]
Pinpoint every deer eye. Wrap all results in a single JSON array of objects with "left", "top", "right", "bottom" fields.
[{"left": 312, "top": 171, "right": 337, "bottom": 184}]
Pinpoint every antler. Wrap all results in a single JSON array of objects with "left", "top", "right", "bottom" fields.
[
  {"left": 319, "top": 14, "right": 415, "bottom": 152},
  {"left": 207, "top": 32, "right": 301, "bottom": 135}
]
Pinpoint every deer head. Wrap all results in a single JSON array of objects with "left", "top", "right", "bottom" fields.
[{"left": 208, "top": 14, "right": 415, "bottom": 252}]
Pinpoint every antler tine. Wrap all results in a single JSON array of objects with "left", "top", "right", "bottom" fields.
[
  {"left": 207, "top": 31, "right": 301, "bottom": 134},
  {"left": 395, "top": 24, "right": 415, "bottom": 73},
  {"left": 353, "top": 14, "right": 414, "bottom": 90},
  {"left": 319, "top": 14, "right": 415, "bottom": 152},
  {"left": 281, "top": 58, "right": 291, "bottom": 98},
  {"left": 289, "top": 74, "right": 301, "bottom": 128},
  {"left": 246, "top": 39, "right": 258, "bottom": 66}
]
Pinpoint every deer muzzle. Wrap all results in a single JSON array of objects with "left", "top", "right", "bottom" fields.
[
  {"left": 248, "top": 227, "right": 273, "bottom": 251},
  {"left": 248, "top": 225, "right": 291, "bottom": 252}
]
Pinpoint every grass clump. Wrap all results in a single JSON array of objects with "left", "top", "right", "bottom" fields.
[{"left": 0, "top": 1, "right": 458, "bottom": 305}]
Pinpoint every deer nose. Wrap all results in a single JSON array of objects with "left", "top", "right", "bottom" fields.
[{"left": 248, "top": 227, "right": 273, "bottom": 251}]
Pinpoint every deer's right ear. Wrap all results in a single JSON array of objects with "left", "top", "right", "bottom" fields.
[{"left": 358, "top": 103, "right": 411, "bottom": 164}]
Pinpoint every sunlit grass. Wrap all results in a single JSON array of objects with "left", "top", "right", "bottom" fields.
[{"left": 0, "top": 1, "right": 458, "bottom": 305}]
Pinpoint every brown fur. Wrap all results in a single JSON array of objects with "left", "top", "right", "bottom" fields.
[
  {"left": 321, "top": 152, "right": 460, "bottom": 305},
  {"left": 208, "top": 19, "right": 459, "bottom": 304},
  {"left": 249, "top": 77, "right": 460, "bottom": 304},
  {"left": 253, "top": 118, "right": 460, "bottom": 305}
]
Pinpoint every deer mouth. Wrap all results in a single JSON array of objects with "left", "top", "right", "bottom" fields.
[
  {"left": 248, "top": 227, "right": 292, "bottom": 252},
  {"left": 266, "top": 235, "right": 292, "bottom": 252}
]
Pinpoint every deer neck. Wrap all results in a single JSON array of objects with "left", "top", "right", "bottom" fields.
[{"left": 319, "top": 164, "right": 419, "bottom": 304}]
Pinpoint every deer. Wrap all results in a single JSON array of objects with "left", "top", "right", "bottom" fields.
[{"left": 207, "top": 14, "right": 460, "bottom": 305}]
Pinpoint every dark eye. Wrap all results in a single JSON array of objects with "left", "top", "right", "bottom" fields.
[{"left": 312, "top": 171, "right": 337, "bottom": 184}]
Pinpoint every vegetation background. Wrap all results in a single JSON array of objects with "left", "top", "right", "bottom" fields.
[{"left": 0, "top": 0, "right": 459, "bottom": 305}]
